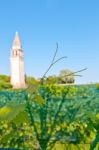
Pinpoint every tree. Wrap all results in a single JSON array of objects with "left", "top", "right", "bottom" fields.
[
  {"left": 0, "top": 75, "right": 10, "bottom": 82},
  {"left": 25, "top": 75, "right": 39, "bottom": 86},
  {"left": 59, "top": 69, "right": 75, "bottom": 84},
  {"left": 0, "top": 75, "right": 12, "bottom": 90},
  {"left": 44, "top": 76, "right": 59, "bottom": 84}
]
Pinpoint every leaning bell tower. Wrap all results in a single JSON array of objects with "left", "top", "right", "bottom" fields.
[{"left": 10, "top": 32, "right": 25, "bottom": 88}]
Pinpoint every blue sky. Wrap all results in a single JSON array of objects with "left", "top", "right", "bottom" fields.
[{"left": 0, "top": 0, "right": 98, "bottom": 83}]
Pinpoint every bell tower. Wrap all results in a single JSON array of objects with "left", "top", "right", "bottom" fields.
[{"left": 10, "top": 32, "right": 25, "bottom": 88}]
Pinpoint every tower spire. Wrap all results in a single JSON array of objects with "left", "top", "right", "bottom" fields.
[{"left": 12, "top": 31, "right": 22, "bottom": 49}]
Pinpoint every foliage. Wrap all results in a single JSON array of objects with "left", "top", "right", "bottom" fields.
[
  {"left": 96, "top": 83, "right": 99, "bottom": 89},
  {"left": 0, "top": 81, "right": 12, "bottom": 90},
  {"left": 0, "top": 75, "right": 12, "bottom": 90},
  {"left": 44, "top": 76, "right": 59, "bottom": 84},
  {"left": 0, "top": 121, "right": 36, "bottom": 149},
  {"left": 0, "top": 84, "right": 99, "bottom": 149},
  {"left": 25, "top": 76, "right": 38, "bottom": 85},
  {"left": 0, "top": 75, "right": 10, "bottom": 82}
]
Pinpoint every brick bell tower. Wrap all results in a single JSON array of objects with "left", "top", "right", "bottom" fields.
[{"left": 10, "top": 32, "right": 25, "bottom": 88}]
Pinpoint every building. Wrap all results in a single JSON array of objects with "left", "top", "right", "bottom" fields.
[{"left": 10, "top": 32, "right": 26, "bottom": 89}]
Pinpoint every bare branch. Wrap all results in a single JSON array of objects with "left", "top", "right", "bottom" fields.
[
  {"left": 42, "top": 43, "right": 67, "bottom": 79},
  {"left": 51, "top": 42, "right": 58, "bottom": 64},
  {"left": 42, "top": 56, "right": 67, "bottom": 79},
  {"left": 52, "top": 56, "right": 67, "bottom": 66},
  {"left": 60, "top": 68, "right": 87, "bottom": 78}
]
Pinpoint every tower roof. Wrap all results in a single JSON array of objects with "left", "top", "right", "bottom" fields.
[{"left": 12, "top": 32, "right": 22, "bottom": 49}]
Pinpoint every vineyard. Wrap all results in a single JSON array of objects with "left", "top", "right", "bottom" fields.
[{"left": 0, "top": 83, "right": 99, "bottom": 150}]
